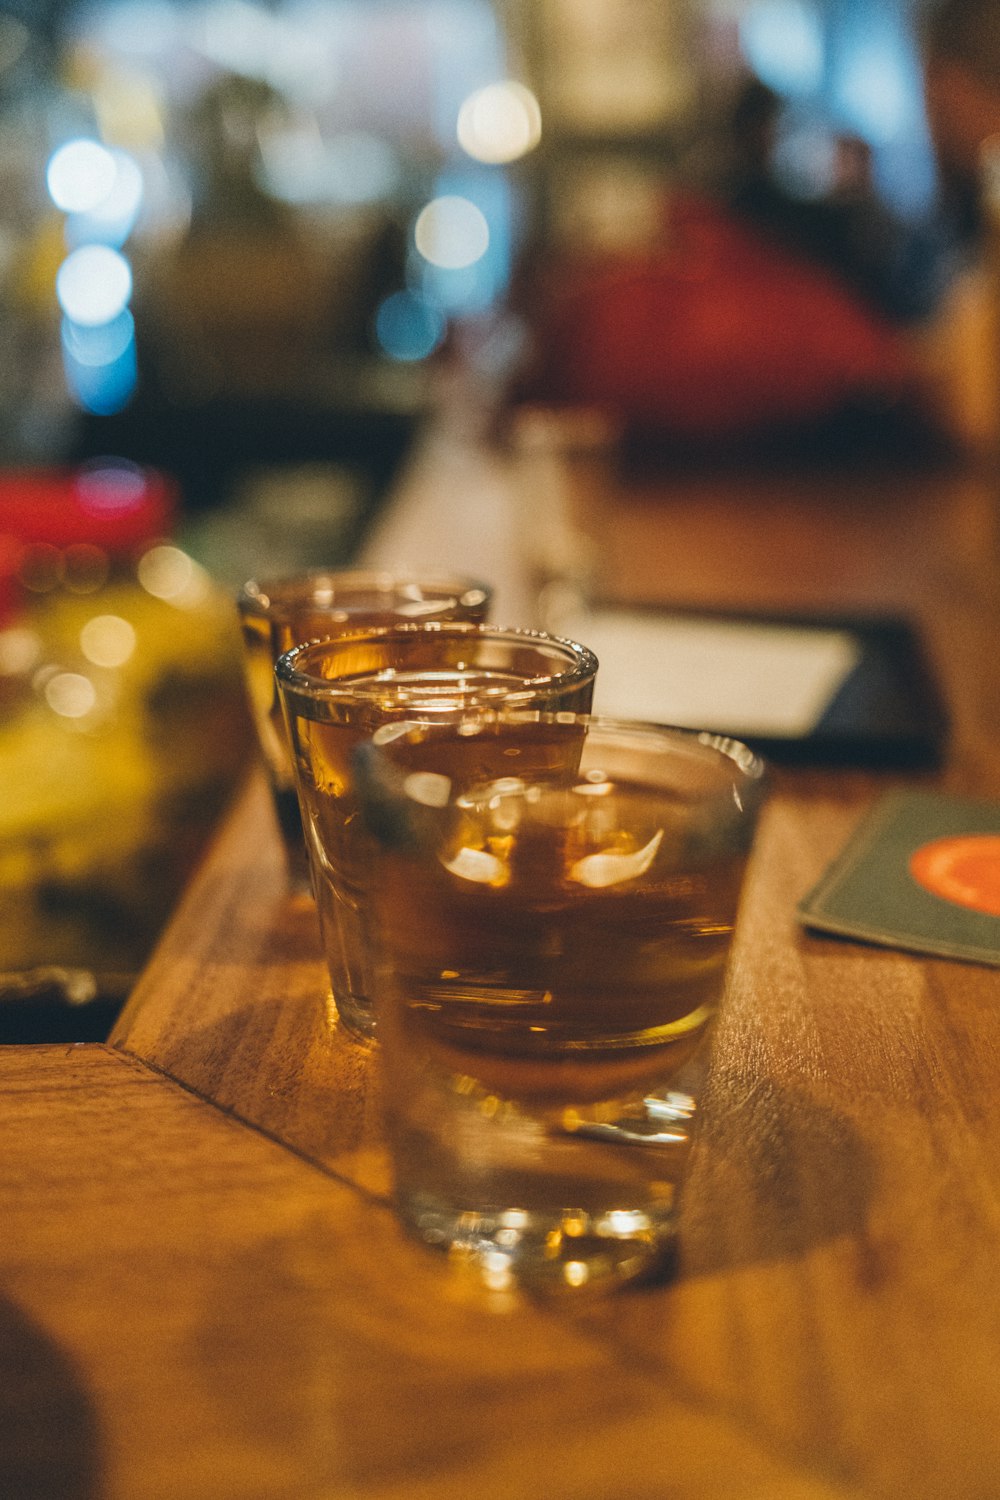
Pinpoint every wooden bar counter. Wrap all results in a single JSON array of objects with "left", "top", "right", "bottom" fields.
[{"left": 5, "top": 416, "right": 1000, "bottom": 1500}]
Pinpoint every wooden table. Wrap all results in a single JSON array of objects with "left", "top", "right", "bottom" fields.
[{"left": 5, "top": 416, "right": 1000, "bottom": 1500}]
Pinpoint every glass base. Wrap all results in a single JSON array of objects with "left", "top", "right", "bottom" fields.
[
  {"left": 333, "top": 990, "right": 378, "bottom": 1043},
  {"left": 388, "top": 1089, "right": 697, "bottom": 1295},
  {"left": 397, "top": 1187, "right": 678, "bottom": 1295}
]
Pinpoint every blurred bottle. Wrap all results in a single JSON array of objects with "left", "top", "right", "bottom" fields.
[
  {"left": 0, "top": 460, "right": 253, "bottom": 1035},
  {"left": 507, "top": 404, "right": 622, "bottom": 632}
]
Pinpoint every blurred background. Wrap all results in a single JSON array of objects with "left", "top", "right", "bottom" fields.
[{"left": 0, "top": 0, "right": 988, "bottom": 1034}]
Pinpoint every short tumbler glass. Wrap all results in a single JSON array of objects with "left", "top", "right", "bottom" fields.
[
  {"left": 275, "top": 623, "right": 598, "bottom": 1041},
  {"left": 236, "top": 569, "right": 492, "bottom": 890},
  {"left": 355, "top": 713, "right": 766, "bottom": 1293}
]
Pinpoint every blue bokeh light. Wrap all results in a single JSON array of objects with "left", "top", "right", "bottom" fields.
[
  {"left": 61, "top": 312, "right": 138, "bottom": 414},
  {"left": 374, "top": 290, "right": 446, "bottom": 362},
  {"left": 740, "top": 0, "right": 824, "bottom": 98}
]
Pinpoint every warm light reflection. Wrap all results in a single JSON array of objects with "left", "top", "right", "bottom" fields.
[
  {"left": 569, "top": 829, "right": 663, "bottom": 889},
  {"left": 0, "top": 627, "right": 42, "bottom": 676},
  {"left": 481, "top": 1250, "right": 514, "bottom": 1291},
  {"left": 92, "top": 69, "right": 166, "bottom": 152},
  {"left": 402, "top": 771, "right": 452, "bottom": 808},
  {"left": 604, "top": 1209, "right": 651, "bottom": 1236},
  {"left": 80, "top": 614, "right": 137, "bottom": 668},
  {"left": 414, "top": 195, "right": 489, "bottom": 270},
  {"left": 137, "top": 544, "right": 209, "bottom": 606},
  {"left": 442, "top": 845, "right": 508, "bottom": 886},
  {"left": 45, "top": 671, "right": 97, "bottom": 719},
  {"left": 457, "top": 81, "right": 541, "bottom": 164}
]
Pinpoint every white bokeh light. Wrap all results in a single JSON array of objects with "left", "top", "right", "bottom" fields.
[
  {"left": 47, "top": 139, "right": 118, "bottom": 214},
  {"left": 62, "top": 309, "right": 135, "bottom": 368},
  {"left": 457, "top": 81, "right": 541, "bottom": 164},
  {"left": 0, "top": 627, "right": 42, "bottom": 676},
  {"left": 80, "top": 614, "right": 137, "bottom": 668},
  {"left": 45, "top": 671, "right": 97, "bottom": 719},
  {"left": 56, "top": 245, "right": 133, "bottom": 327},
  {"left": 740, "top": 0, "right": 824, "bottom": 97},
  {"left": 137, "top": 545, "right": 209, "bottom": 607},
  {"left": 66, "top": 149, "right": 144, "bottom": 247},
  {"left": 414, "top": 195, "right": 490, "bottom": 270}
]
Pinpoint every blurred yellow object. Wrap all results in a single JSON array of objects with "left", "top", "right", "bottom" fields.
[
  {"left": 12, "top": 213, "right": 67, "bottom": 316},
  {"left": 0, "top": 561, "right": 253, "bottom": 1005}
]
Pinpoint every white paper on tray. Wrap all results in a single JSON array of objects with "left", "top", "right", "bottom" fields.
[{"left": 566, "top": 608, "right": 863, "bottom": 738}]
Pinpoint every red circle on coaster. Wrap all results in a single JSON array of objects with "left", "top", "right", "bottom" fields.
[{"left": 909, "top": 835, "right": 1000, "bottom": 917}]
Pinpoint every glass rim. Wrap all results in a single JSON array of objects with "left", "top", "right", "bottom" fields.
[
  {"left": 354, "top": 712, "right": 768, "bottom": 861},
  {"left": 372, "top": 710, "right": 767, "bottom": 784},
  {"left": 237, "top": 568, "right": 493, "bottom": 622},
  {"left": 274, "top": 621, "right": 599, "bottom": 705}
]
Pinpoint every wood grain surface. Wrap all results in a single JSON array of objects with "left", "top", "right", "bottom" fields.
[{"left": 5, "top": 420, "right": 1000, "bottom": 1498}]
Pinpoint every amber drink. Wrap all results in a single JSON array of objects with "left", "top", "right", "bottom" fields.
[
  {"left": 237, "top": 570, "right": 491, "bottom": 889},
  {"left": 275, "top": 624, "right": 598, "bottom": 1040},
  {"left": 359, "top": 715, "right": 766, "bottom": 1292}
]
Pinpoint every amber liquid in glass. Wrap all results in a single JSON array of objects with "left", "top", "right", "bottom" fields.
[
  {"left": 288, "top": 680, "right": 592, "bottom": 1036},
  {"left": 240, "top": 588, "right": 489, "bottom": 873},
  {"left": 374, "top": 780, "right": 745, "bottom": 1108},
  {"left": 363, "top": 713, "right": 761, "bottom": 1289}
]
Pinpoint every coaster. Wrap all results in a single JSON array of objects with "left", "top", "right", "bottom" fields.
[{"left": 798, "top": 789, "right": 1000, "bottom": 966}]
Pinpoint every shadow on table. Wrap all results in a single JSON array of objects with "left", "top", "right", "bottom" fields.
[
  {"left": 0, "top": 1294, "right": 102, "bottom": 1499},
  {"left": 676, "top": 1067, "right": 877, "bottom": 1284}
]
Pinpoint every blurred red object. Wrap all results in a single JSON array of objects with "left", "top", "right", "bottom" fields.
[
  {"left": 0, "top": 463, "right": 176, "bottom": 551},
  {"left": 0, "top": 533, "right": 19, "bottom": 626},
  {"left": 0, "top": 462, "right": 177, "bottom": 625},
  {"left": 519, "top": 194, "right": 913, "bottom": 443}
]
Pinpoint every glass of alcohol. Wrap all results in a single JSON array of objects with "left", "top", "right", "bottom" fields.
[
  {"left": 355, "top": 713, "right": 766, "bottom": 1293},
  {"left": 236, "top": 570, "right": 492, "bottom": 891},
  {"left": 274, "top": 623, "right": 598, "bottom": 1041}
]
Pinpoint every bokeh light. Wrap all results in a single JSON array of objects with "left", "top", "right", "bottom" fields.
[
  {"left": 414, "top": 195, "right": 489, "bottom": 271},
  {"left": 44, "top": 671, "right": 98, "bottom": 720},
  {"left": 740, "top": 0, "right": 824, "bottom": 97},
  {"left": 834, "top": 43, "right": 910, "bottom": 145},
  {"left": 80, "top": 614, "right": 137, "bottom": 668},
  {"left": 457, "top": 81, "right": 541, "bottom": 165},
  {"left": 374, "top": 290, "right": 445, "bottom": 362},
  {"left": 138, "top": 545, "right": 209, "bottom": 607},
  {"left": 0, "top": 627, "right": 42, "bottom": 677},
  {"left": 62, "top": 309, "right": 136, "bottom": 369},
  {"left": 75, "top": 459, "right": 149, "bottom": 514},
  {"left": 56, "top": 245, "right": 133, "bottom": 327},
  {"left": 46, "top": 139, "right": 119, "bottom": 214},
  {"left": 65, "top": 149, "right": 145, "bottom": 248},
  {"left": 62, "top": 315, "right": 138, "bottom": 415},
  {"left": 258, "top": 129, "right": 399, "bottom": 206}
]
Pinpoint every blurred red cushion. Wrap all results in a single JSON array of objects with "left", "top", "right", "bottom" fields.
[{"left": 521, "top": 194, "right": 912, "bottom": 441}]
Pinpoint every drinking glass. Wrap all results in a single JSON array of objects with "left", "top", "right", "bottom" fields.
[
  {"left": 236, "top": 569, "right": 491, "bottom": 890},
  {"left": 355, "top": 713, "right": 766, "bottom": 1293},
  {"left": 275, "top": 623, "right": 598, "bottom": 1041}
]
